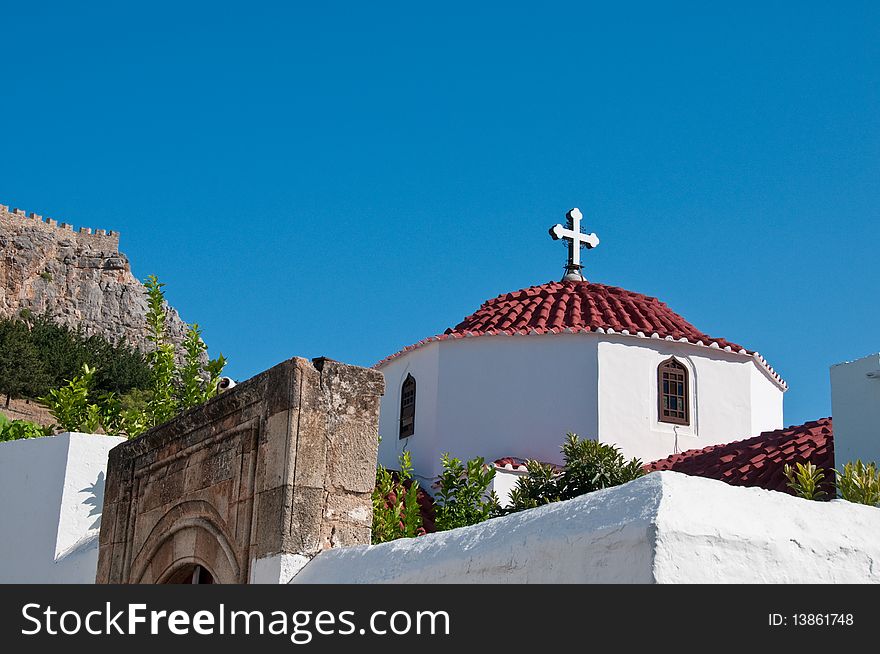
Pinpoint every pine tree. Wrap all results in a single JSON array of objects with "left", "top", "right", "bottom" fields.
[{"left": 0, "top": 320, "right": 46, "bottom": 407}]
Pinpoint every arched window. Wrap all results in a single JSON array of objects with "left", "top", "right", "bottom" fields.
[
  {"left": 399, "top": 373, "right": 416, "bottom": 438},
  {"left": 658, "top": 358, "right": 689, "bottom": 425}
]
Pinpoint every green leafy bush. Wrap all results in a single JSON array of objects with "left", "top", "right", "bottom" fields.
[
  {"left": 143, "top": 276, "right": 226, "bottom": 427},
  {"left": 507, "top": 433, "right": 644, "bottom": 513},
  {"left": 372, "top": 450, "right": 423, "bottom": 544},
  {"left": 783, "top": 461, "right": 827, "bottom": 501},
  {"left": 506, "top": 459, "right": 562, "bottom": 511},
  {"left": 40, "top": 363, "right": 103, "bottom": 433},
  {"left": 834, "top": 460, "right": 880, "bottom": 507},
  {"left": 0, "top": 413, "right": 53, "bottom": 442},
  {"left": 40, "top": 276, "right": 227, "bottom": 439},
  {"left": 434, "top": 453, "right": 499, "bottom": 531},
  {"left": 144, "top": 275, "right": 180, "bottom": 425}
]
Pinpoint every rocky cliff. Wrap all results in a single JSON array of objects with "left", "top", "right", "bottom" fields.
[{"left": 0, "top": 203, "right": 190, "bottom": 353}]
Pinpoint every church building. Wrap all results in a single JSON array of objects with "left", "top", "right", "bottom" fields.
[{"left": 376, "top": 209, "right": 787, "bottom": 489}]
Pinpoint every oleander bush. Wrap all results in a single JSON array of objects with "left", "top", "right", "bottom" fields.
[
  {"left": 372, "top": 449, "right": 423, "bottom": 544},
  {"left": 506, "top": 433, "right": 644, "bottom": 513}
]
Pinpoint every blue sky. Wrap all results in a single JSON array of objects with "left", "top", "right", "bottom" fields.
[{"left": 2, "top": 2, "right": 878, "bottom": 427}]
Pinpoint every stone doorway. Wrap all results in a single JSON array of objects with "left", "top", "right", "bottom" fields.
[
  {"left": 96, "top": 357, "right": 384, "bottom": 584},
  {"left": 164, "top": 564, "right": 215, "bottom": 584}
]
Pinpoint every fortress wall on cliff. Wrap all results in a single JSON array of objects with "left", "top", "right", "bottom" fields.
[{"left": 0, "top": 202, "right": 190, "bottom": 354}]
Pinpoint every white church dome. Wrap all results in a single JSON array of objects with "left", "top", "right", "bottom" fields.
[{"left": 377, "top": 279, "right": 785, "bottom": 389}]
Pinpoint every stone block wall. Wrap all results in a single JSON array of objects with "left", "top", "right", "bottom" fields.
[
  {"left": 96, "top": 356, "right": 384, "bottom": 584},
  {"left": 0, "top": 203, "right": 191, "bottom": 354}
]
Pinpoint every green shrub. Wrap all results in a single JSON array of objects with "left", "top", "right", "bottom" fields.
[
  {"left": 434, "top": 453, "right": 499, "bottom": 531},
  {"left": 372, "top": 450, "right": 423, "bottom": 544},
  {"left": 180, "top": 322, "right": 226, "bottom": 411},
  {"left": 40, "top": 276, "right": 226, "bottom": 439},
  {"left": 834, "top": 460, "right": 880, "bottom": 507},
  {"left": 507, "top": 433, "right": 644, "bottom": 513},
  {"left": 0, "top": 413, "right": 53, "bottom": 442},
  {"left": 144, "top": 275, "right": 179, "bottom": 426},
  {"left": 507, "top": 460, "right": 561, "bottom": 511},
  {"left": 783, "top": 461, "right": 827, "bottom": 500},
  {"left": 40, "top": 363, "right": 103, "bottom": 433}
]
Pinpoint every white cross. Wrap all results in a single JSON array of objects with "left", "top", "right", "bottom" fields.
[{"left": 549, "top": 207, "right": 599, "bottom": 280}]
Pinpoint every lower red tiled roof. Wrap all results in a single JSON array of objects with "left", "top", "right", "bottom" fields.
[{"left": 646, "top": 417, "right": 834, "bottom": 495}]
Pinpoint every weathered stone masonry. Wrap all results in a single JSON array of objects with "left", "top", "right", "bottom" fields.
[
  {"left": 0, "top": 203, "right": 190, "bottom": 353},
  {"left": 96, "top": 356, "right": 384, "bottom": 584}
]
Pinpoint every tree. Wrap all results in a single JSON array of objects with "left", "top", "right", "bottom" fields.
[
  {"left": 0, "top": 320, "right": 47, "bottom": 407},
  {"left": 17, "top": 314, "right": 152, "bottom": 399}
]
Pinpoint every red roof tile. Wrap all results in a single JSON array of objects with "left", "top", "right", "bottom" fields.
[
  {"left": 645, "top": 417, "right": 834, "bottom": 495},
  {"left": 445, "top": 281, "right": 741, "bottom": 346},
  {"left": 494, "top": 456, "right": 530, "bottom": 471},
  {"left": 493, "top": 456, "right": 563, "bottom": 472},
  {"left": 375, "top": 280, "right": 786, "bottom": 388}
]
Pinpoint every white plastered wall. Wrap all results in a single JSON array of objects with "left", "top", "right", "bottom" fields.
[
  {"left": 379, "top": 334, "right": 600, "bottom": 480},
  {"left": 291, "top": 472, "right": 880, "bottom": 584},
  {"left": 0, "top": 432, "right": 124, "bottom": 583},
  {"left": 379, "top": 332, "right": 784, "bottom": 481},
  {"left": 597, "top": 337, "right": 783, "bottom": 463},
  {"left": 377, "top": 342, "right": 440, "bottom": 481}
]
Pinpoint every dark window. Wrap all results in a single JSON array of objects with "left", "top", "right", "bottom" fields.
[
  {"left": 399, "top": 374, "right": 416, "bottom": 438},
  {"left": 164, "top": 564, "right": 215, "bottom": 584},
  {"left": 658, "top": 358, "right": 689, "bottom": 425}
]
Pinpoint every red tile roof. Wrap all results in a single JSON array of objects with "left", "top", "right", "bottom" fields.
[
  {"left": 493, "top": 456, "right": 563, "bottom": 472},
  {"left": 375, "top": 280, "right": 786, "bottom": 388},
  {"left": 494, "top": 457, "right": 530, "bottom": 471},
  {"left": 447, "top": 280, "right": 742, "bottom": 348},
  {"left": 646, "top": 417, "right": 834, "bottom": 495}
]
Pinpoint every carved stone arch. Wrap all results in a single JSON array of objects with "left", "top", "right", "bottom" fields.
[{"left": 129, "top": 500, "right": 241, "bottom": 584}]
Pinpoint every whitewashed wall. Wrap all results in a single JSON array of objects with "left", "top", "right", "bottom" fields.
[
  {"left": 0, "top": 432, "right": 124, "bottom": 583},
  {"left": 379, "top": 334, "right": 599, "bottom": 480},
  {"left": 379, "top": 333, "right": 784, "bottom": 477},
  {"left": 597, "top": 337, "right": 783, "bottom": 463},
  {"left": 491, "top": 467, "right": 527, "bottom": 507},
  {"left": 436, "top": 335, "right": 599, "bottom": 470},
  {"left": 831, "top": 353, "right": 880, "bottom": 465},
  {"left": 377, "top": 342, "right": 440, "bottom": 481},
  {"left": 292, "top": 471, "right": 880, "bottom": 584}
]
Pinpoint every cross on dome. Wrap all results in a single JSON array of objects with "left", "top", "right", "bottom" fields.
[{"left": 548, "top": 207, "right": 599, "bottom": 282}]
